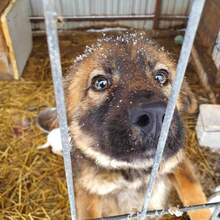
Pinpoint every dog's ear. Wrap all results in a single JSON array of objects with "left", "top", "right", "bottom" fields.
[
  {"left": 36, "top": 108, "right": 59, "bottom": 133},
  {"left": 179, "top": 80, "right": 198, "bottom": 114}
]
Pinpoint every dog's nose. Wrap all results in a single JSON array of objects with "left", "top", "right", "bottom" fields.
[{"left": 128, "top": 102, "right": 166, "bottom": 137}]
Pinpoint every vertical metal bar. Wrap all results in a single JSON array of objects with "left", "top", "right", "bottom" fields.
[
  {"left": 42, "top": 1, "right": 77, "bottom": 220},
  {"left": 139, "top": 1, "right": 206, "bottom": 220},
  {"left": 211, "top": 205, "right": 220, "bottom": 220},
  {"left": 153, "top": 0, "right": 161, "bottom": 29}
]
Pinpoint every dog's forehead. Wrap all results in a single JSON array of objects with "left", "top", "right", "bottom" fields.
[
  {"left": 71, "top": 33, "right": 175, "bottom": 85},
  {"left": 88, "top": 34, "right": 172, "bottom": 75},
  {"left": 98, "top": 46, "right": 156, "bottom": 75},
  {"left": 100, "top": 37, "right": 154, "bottom": 63},
  {"left": 75, "top": 32, "right": 168, "bottom": 64}
]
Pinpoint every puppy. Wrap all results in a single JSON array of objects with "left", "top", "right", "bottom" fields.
[{"left": 38, "top": 32, "right": 211, "bottom": 219}]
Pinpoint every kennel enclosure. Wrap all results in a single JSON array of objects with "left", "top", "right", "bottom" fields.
[
  {"left": 42, "top": 0, "right": 220, "bottom": 219},
  {"left": 0, "top": 0, "right": 220, "bottom": 219}
]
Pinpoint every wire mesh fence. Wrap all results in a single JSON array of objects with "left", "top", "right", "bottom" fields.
[{"left": 42, "top": 0, "right": 220, "bottom": 219}]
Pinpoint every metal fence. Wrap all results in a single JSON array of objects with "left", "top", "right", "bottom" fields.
[{"left": 42, "top": 0, "right": 220, "bottom": 219}]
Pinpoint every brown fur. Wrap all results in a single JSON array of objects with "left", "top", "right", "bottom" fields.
[
  {"left": 169, "top": 159, "right": 211, "bottom": 219},
  {"left": 38, "top": 33, "right": 209, "bottom": 219}
]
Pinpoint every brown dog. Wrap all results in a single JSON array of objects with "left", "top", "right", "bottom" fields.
[{"left": 38, "top": 32, "right": 211, "bottom": 219}]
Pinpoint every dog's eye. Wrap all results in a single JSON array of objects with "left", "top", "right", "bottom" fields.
[
  {"left": 154, "top": 69, "right": 169, "bottom": 85},
  {"left": 91, "top": 75, "right": 110, "bottom": 91}
]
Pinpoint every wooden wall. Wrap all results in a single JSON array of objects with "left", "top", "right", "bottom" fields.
[
  {"left": 0, "top": 0, "right": 32, "bottom": 80},
  {"left": 197, "top": 0, "right": 220, "bottom": 55},
  {"left": 0, "top": 0, "right": 9, "bottom": 15},
  {"left": 0, "top": 0, "right": 12, "bottom": 79}
]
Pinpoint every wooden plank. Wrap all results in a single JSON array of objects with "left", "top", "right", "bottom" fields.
[
  {"left": 1, "top": 0, "right": 19, "bottom": 79},
  {"left": 191, "top": 46, "right": 216, "bottom": 103},
  {"left": 0, "top": 28, "right": 6, "bottom": 52},
  {"left": 0, "top": 22, "right": 13, "bottom": 79},
  {"left": 0, "top": 0, "right": 32, "bottom": 79},
  {"left": 217, "top": 69, "right": 220, "bottom": 84},
  {"left": 153, "top": 0, "right": 161, "bottom": 30},
  {"left": 197, "top": 0, "right": 220, "bottom": 54},
  {"left": 0, "top": 0, "right": 10, "bottom": 15},
  {"left": 0, "top": 31, "right": 11, "bottom": 78},
  {"left": 0, "top": 29, "right": 8, "bottom": 69},
  {"left": 6, "top": 0, "right": 32, "bottom": 78}
]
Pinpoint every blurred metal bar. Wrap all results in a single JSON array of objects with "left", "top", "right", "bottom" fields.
[
  {"left": 42, "top": 0, "right": 77, "bottom": 220},
  {"left": 30, "top": 14, "right": 187, "bottom": 22},
  {"left": 139, "top": 1, "right": 206, "bottom": 220},
  {"left": 211, "top": 204, "right": 220, "bottom": 220},
  {"left": 91, "top": 202, "right": 220, "bottom": 220}
]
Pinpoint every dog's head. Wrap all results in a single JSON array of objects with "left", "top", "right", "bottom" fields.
[{"left": 38, "top": 33, "right": 197, "bottom": 171}]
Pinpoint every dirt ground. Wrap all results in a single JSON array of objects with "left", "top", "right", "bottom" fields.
[{"left": 0, "top": 30, "right": 220, "bottom": 220}]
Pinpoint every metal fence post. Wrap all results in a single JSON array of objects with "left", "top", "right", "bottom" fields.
[
  {"left": 139, "top": 0, "right": 206, "bottom": 219},
  {"left": 42, "top": 0, "right": 77, "bottom": 219}
]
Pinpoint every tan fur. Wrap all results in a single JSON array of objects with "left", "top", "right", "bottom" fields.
[
  {"left": 75, "top": 186, "right": 102, "bottom": 219},
  {"left": 169, "top": 159, "right": 211, "bottom": 220},
  {"left": 75, "top": 168, "right": 171, "bottom": 217},
  {"left": 67, "top": 58, "right": 96, "bottom": 115}
]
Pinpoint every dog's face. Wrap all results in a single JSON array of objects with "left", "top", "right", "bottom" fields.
[
  {"left": 38, "top": 33, "right": 196, "bottom": 171},
  {"left": 65, "top": 33, "right": 189, "bottom": 170}
]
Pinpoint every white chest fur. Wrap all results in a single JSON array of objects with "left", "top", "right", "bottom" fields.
[
  {"left": 79, "top": 166, "right": 170, "bottom": 216},
  {"left": 102, "top": 176, "right": 170, "bottom": 216}
]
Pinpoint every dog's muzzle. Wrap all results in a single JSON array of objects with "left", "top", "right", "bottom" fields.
[{"left": 128, "top": 101, "right": 166, "bottom": 138}]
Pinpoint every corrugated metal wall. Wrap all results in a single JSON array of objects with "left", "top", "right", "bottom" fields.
[
  {"left": 29, "top": 0, "right": 191, "bottom": 30},
  {"left": 160, "top": 0, "right": 192, "bottom": 28}
]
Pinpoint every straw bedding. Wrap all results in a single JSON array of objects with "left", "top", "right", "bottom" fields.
[{"left": 0, "top": 31, "right": 219, "bottom": 220}]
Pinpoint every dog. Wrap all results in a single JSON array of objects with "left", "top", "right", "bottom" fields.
[{"left": 37, "top": 32, "right": 211, "bottom": 219}]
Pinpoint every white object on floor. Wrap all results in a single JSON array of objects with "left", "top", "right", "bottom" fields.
[
  {"left": 38, "top": 128, "right": 71, "bottom": 156},
  {"left": 208, "top": 186, "right": 220, "bottom": 218},
  {"left": 196, "top": 104, "right": 220, "bottom": 149}
]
